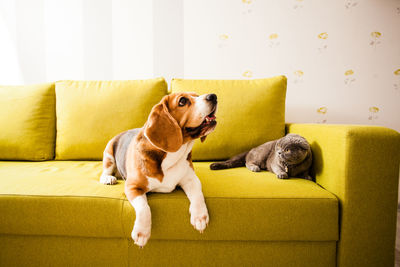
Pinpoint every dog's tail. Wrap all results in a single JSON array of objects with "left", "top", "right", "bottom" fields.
[{"left": 210, "top": 151, "right": 248, "bottom": 170}]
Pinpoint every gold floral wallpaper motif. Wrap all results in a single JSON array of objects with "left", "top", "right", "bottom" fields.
[
  {"left": 293, "top": 70, "right": 304, "bottom": 84},
  {"left": 370, "top": 32, "right": 382, "bottom": 48},
  {"left": 317, "top": 107, "right": 328, "bottom": 123},
  {"left": 344, "top": 69, "right": 356, "bottom": 86},
  {"left": 317, "top": 32, "right": 328, "bottom": 53},
  {"left": 241, "top": 0, "right": 253, "bottom": 15},
  {"left": 394, "top": 69, "right": 400, "bottom": 91},
  {"left": 368, "top": 106, "right": 379, "bottom": 121},
  {"left": 218, "top": 34, "right": 229, "bottom": 49},
  {"left": 242, "top": 70, "right": 253, "bottom": 78},
  {"left": 345, "top": 0, "right": 358, "bottom": 9},
  {"left": 219, "top": 34, "right": 229, "bottom": 40},
  {"left": 293, "top": 0, "right": 304, "bottom": 10},
  {"left": 318, "top": 32, "right": 328, "bottom": 39},
  {"left": 268, "top": 33, "right": 279, "bottom": 48}
]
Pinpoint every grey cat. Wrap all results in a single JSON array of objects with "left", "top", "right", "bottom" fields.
[{"left": 210, "top": 133, "right": 313, "bottom": 180}]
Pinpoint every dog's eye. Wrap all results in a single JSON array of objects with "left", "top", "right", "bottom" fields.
[{"left": 178, "top": 97, "right": 188, "bottom": 106}]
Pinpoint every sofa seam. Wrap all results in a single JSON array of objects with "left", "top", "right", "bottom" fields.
[
  {"left": 0, "top": 194, "right": 126, "bottom": 201},
  {"left": 119, "top": 195, "right": 129, "bottom": 267},
  {"left": 38, "top": 85, "right": 56, "bottom": 161},
  {"left": 0, "top": 193, "right": 337, "bottom": 201},
  {"left": 0, "top": 233, "right": 338, "bottom": 242},
  {"left": 120, "top": 194, "right": 127, "bottom": 238}
]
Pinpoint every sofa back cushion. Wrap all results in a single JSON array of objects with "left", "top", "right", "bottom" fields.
[
  {"left": 171, "top": 76, "right": 287, "bottom": 160},
  {"left": 55, "top": 78, "right": 167, "bottom": 160},
  {"left": 0, "top": 83, "right": 56, "bottom": 160}
]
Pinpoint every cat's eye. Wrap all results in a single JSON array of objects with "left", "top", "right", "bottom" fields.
[
  {"left": 178, "top": 97, "right": 188, "bottom": 106},
  {"left": 285, "top": 148, "right": 290, "bottom": 152}
]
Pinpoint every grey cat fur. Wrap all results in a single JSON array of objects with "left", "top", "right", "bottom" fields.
[{"left": 210, "top": 133, "right": 313, "bottom": 180}]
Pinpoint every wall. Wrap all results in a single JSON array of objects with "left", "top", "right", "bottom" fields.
[{"left": 0, "top": 0, "right": 399, "bottom": 131}]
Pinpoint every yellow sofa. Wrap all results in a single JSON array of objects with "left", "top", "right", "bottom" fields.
[{"left": 0, "top": 78, "right": 399, "bottom": 267}]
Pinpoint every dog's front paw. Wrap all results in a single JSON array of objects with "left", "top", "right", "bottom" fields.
[
  {"left": 190, "top": 204, "right": 209, "bottom": 233},
  {"left": 100, "top": 174, "right": 117, "bottom": 185},
  {"left": 131, "top": 225, "right": 151, "bottom": 248}
]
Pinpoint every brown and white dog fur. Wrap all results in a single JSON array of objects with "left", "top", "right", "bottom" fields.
[{"left": 99, "top": 92, "right": 217, "bottom": 247}]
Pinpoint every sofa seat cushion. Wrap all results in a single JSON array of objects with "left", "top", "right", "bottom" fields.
[
  {"left": 0, "top": 161, "right": 338, "bottom": 241},
  {"left": 0, "top": 161, "right": 126, "bottom": 238}
]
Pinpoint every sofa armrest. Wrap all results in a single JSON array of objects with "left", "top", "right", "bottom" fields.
[{"left": 286, "top": 123, "right": 400, "bottom": 267}]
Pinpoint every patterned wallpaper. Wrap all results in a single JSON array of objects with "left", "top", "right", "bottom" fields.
[{"left": 184, "top": 0, "right": 400, "bottom": 132}]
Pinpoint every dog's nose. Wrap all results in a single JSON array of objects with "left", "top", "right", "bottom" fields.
[{"left": 206, "top": 94, "right": 217, "bottom": 103}]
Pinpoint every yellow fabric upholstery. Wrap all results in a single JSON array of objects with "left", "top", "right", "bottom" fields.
[
  {"left": 0, "top": 235, "right": 336, "bottom": 267},
  {"left": 171, "top": 76, "right": 287, "bottom": 160},
  {"left": 286, "top": 124, "right": 400, "bottom": 267},
  {"left": 0, "top": 83, "right": 55, "bottom": 160},
  {"left": 55, "top": 79, "right": 167, "bottom": 160},
  {"left": 0, "top": 235, "right": 128, "bottom": 267},
  {"left": 0, "top": 161, "right": 337, "bottom": 241}
]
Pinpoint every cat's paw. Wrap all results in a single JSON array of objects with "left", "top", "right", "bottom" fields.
[
  {"left": 246, "top": 164, "right": 261, "bottom": 172},
  {"left": 277, "top": 173, "right": 289, "bottom": 179},
  {"left": 210, "top": 162, "right": 224, "bottom": 170}
]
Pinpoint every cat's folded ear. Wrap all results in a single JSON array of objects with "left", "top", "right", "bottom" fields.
[{"left": 298, "top": 139, "right": 310, "bottom": 150}]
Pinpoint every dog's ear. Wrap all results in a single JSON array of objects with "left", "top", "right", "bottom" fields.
[{"left": 145, "top": 96, "right": 183, "bottom": 152}]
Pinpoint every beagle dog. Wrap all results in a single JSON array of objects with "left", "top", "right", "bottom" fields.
[{"left": 99, "top": 92, "right": 217, "bottom": 247}]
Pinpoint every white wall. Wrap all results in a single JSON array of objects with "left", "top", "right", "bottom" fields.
[{"left": 0, "top": 0, "right": 399, "bottom": 132}]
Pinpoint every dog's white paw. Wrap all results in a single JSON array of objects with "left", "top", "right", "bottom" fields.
[
  {"left": 100, "top": 174, "right": 117, "bottom": 185},
  {"left": 190, "top": 204, "right": 209, "bottom": 233},
  {"left": 131, "top": 225, "right": 151, "bottom": 248}
]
